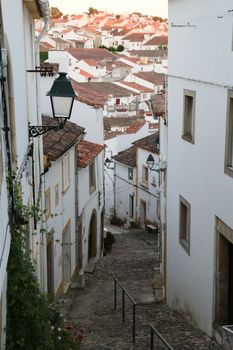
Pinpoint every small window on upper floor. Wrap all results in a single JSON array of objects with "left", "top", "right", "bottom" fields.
[
  {"left": 179, "top": 195, "right": 191, "bottom": 255},
  {"left": 142, "top": 165, "right": 148, "bottom": 187},
  {"left": 62, "top": 152, "right": 70, "bottom": 193},
  {"left": 225, "top": 90, "right": 233, "bottom": 177},
  {"left": 128, "top": 167, "right": 133, "bottom": 181},
  {"left": 182, "top": 89, "right": 196, "bottom": 144}
]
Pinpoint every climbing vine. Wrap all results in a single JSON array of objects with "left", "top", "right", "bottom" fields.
[{"left": 6, "top": 178, "right": 82, "bottom": 350}]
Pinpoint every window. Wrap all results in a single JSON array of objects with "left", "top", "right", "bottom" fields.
[
  {"left": 179, "top": 195, "right": 191, "bottom": 254},
  {"left": 89, "top": 161, "right": 96, "bottom": 195},
  {"left": 45, "top": 188, "right": 51, "bottom": 221},
  {"left": 142, "top": 165, "right": 149, "bottom": 187},
  {"left": 225, "top": 90, "right": 233, "bottom": 177},
  {"left": 129, "top": 194, "right": 134, "bottom": 218},
  {"left": 116, "top": 98, "right": 120, "bottom": 105},
  {"left": 62, "top": 152, "right": 70, "bottom": 193},
  {"left": 182, "top": 89, "right": 196, "bottom": 143},
  {"left": 128, "top": 167, "right": 133, "bottom": 181},
  {"left": 55, "top": 183, "right": 59, "bottom": 207}
]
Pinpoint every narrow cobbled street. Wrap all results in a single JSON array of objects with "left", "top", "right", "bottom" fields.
[{"left": 62, "top": 228, "right": 222, "bottom": 350}]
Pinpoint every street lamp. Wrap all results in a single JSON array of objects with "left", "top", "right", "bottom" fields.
[
  {"left": 105, "top": 157, "right": 114, "bottom": 169},
  {"left": 146, "top": 154, "right": 159, "bottom": 172},
  {"left": 28, "top": 72, "right": 76, "bottom": 138}
]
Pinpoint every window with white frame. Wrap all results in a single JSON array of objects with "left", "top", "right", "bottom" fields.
[
  {"left": 128, "top": 167, "right": 133, "bottom": 181},
  {"left": 62, "top": 152, "right": 70, "bottom": 193},
  {"left": 89, "top": 161, "right": 96, "bottom": 195},
  {"left": 182, "top": 89, "right": 196, "bottom": 143},
  {"left": 179, "top": 195, "right": 191, "bottom": 254},
  {"left": 225, "top": 90, "right": 233, "bottom": 177},
  {"left": 142, "top": 165, "right": 149, "bottom": 187}
]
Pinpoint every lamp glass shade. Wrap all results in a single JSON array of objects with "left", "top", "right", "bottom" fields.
[
  {"left": 146, "top": 154, "right": 155, "bottom": 170},
  {"left": 48, "top": 72, "right": 76, "bottom": 125},
  {"left": 50, "top": 96, "right": 74, "bottom": 119}
]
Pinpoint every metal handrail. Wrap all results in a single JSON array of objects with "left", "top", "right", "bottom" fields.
[
  {"left": 149, "top": 323, "right": 174, "bottom": 350},
  {"left": 114, "top": 277, "right": 137, "bottom": 343}
]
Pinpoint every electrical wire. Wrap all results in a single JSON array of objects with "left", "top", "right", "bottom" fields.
[{"left": 171, "top": 8, "right": 233, "bottom": 27}]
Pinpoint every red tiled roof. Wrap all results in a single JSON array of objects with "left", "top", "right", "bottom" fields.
[
  {"left": 123, "top": 32, "right": 151, "bottom": 42},
  {"left": 112, "top": 145, "right": 137, "bottom": 167},
  {"left": 77, "top": 140, "right": 105, "bottom": 168},
  {"left": 119, "top": 81, "right": 153, "bottom": 93},
  {"left": 151, "top": 93, "right": 166, "bottom": 115},
  {"left": 67, "top": 48, "right": 117, "bottom": 62},
  {"left": 42, "top": 116, "right": 85, "bottom": 161},
  {"left": 79, "top": 69, "right": 93, "bottom": 78},
  {"left": 143, "top": 35, "right": 168, "bottom": 46},
  {"left": 40, "top": 42, "right": 55, "bottom": 52},
  {"left": 126, "top": 119, "right": 146, "bottom": 134},
  {"left": 71, "top": 81, "right": 136, "bottom": 107},
  {"left": 133, "top": 132, "right": 159, "bottom": 154},
  {"left": 134, "top": 71, "right": 166, "bottom": 85},
  {"left": 83, "top": 58, "right": 98, "bottom": 66}
]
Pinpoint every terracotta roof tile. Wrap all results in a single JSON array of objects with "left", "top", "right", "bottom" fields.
[
  {"left": 112, "top": 145, "right": 136, "bottom": 167},
  {"left": 77, "top": 140, "right": 105, "bottom": 168},
  {"left": 133, "top": 132, "right": 159, "bottom": 153},
  {"left": 151, "top": 93, "right": 166, "bottom": 115},
  {"left": 67, "top": 48, "right": 117, "bottom": 62},
  {"left": 134, "top": 71, "right": 166, "bottom": 85},
  {"left": 119, "top": 81, "right": 153, "bottom": 93},
  {"left": 42, "top": 116, "right": 85, "bottom": 161},
  {"left": 143, "top": 35, "right": 168, "bottom": 46},
  {"left": 79, "top": 69, "right": 93, "bottom": 78},
  {"left": 71, "top": 81, "right": 136, "bottom": 107}
]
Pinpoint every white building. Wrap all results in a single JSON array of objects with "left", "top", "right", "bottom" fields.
[
  {"left": 0, "top": 0, "right": 50, "bottom": 347},
  {"left": 42, "top": 117, "right": 85, "bottom": 296},
  {"left": 167, "top": 0, "right": 233, "bottom": 341},
  {"left": 111, "top": 133, "right": 159, "bottom": 227},
  {"left": 77, "top": 140, "right": 105, "bottom": 273}
]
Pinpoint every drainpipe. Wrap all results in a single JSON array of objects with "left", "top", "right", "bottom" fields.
[{"left": 34, "top": 0, "right": 50, "bottom": 292}]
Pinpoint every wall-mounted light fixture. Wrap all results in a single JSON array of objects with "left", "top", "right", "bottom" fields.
[
  {"left": 146, "top": 154, "right": 166, "bottom": 172},
  {"left": 104, "top": 157, "right": 114, "bottom": 169},
  {"left": 28, "top": 72, "right": 75, "bottom": 138}
]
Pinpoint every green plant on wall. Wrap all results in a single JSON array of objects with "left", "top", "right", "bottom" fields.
[{"left": 6, "top": 179, "right": 81, "bottom": 350}]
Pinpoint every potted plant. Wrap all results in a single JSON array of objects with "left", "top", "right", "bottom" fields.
[{"left": 104, "top": 231, "right": 116, "bottom": 252}]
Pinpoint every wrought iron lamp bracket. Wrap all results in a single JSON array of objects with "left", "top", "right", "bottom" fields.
[{"left": 28, "top": 124, "right": 62, "bottom": 138}]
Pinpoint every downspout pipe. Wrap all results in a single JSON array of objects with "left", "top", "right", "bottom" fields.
[{"left": 35, "top": 0, "right": 50, "bottom": 48}]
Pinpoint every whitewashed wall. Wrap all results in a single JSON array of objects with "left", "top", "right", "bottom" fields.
[
  {"left": 137, "top": 148, "right": 159, "bottom": 225},
  {"left": 114, "top": 163, "right": 136, "bottom": 223},
  {"left": 78, "top": 152, "right": 104, "bottom": 270},
  {"left": 167, "top": 0, "right": 233, "bottom": 337},
  {"left": 44, "top": 147, "right": 77, "bottom": 293}
]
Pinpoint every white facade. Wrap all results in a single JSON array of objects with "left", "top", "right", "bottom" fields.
[
  {"left": 167, "top": 0, "right": 233, "bottom": 339},
  {"left": 104, "top": 123, "right": 151, "bottom": 219},
  {"left": 78, "top": 152, "right": 104, "bottom": 271},
  {"left": 43, "top": 147, "right": 78, "bottom": 294}
]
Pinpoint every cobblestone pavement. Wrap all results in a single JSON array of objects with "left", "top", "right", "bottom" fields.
[{"left": 62, "top": 229, "right": 223, "bottom": 350}]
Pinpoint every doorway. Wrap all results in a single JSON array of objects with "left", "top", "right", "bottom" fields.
[
  {"left": 215, "top": 218, "right": 233, "bottom": 325},
  {"left": 62, "top": 219, "right": 71, "bottom": 291},
  {"left": 140, "top": 200, "right": 146, "bottom": 228},
  {"left": 47, "top": 235, "right": 54, "bottom": 299},
  {"left": 88, "top": 210, "right": 97, "bottom": 260}
]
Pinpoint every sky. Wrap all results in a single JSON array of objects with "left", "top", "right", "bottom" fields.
[{"left": 49, "top": 0, "right": 168, "bottom": 18}]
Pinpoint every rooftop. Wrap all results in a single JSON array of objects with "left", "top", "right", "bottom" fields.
[
  {"left": 67, "top": 48, "right": 117, "bottom": 62},
  {"left": 151, "top": 93, "right": 166, "bottom": 115},
  {"left": 77, "top": 140, "right": 105, "bottom": 168},
  {"left": 133, "top": 132, "right": 159, "bottom": 154},
  {"left": 42, "top": 116, "right": 85, "bottom": 162},
  {"left": 143, "top": 35, "right": 168, "bottom": 46},
  {"left": 112, "top": 145, "right": 137, "bottom": 167},
  {"left": 72, "top": 81, "right": 136, "bottom": 107},
  {"left": 134, "top": 71, "right": 166, "bottom": 85}
]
